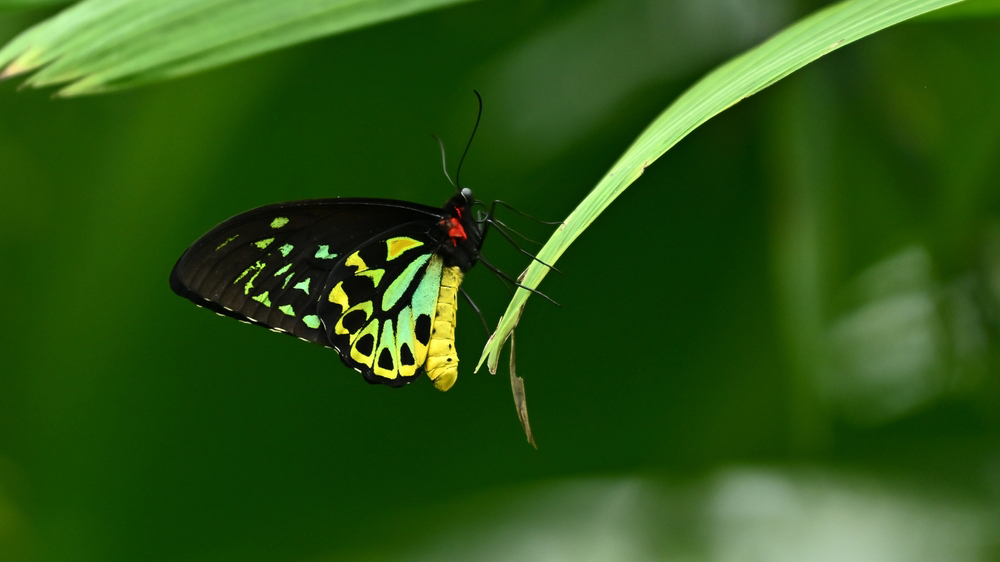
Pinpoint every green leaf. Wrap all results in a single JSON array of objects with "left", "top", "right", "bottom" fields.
[
  {"left": 476, "top": 0, "right": 965, "bottom": 374},
  {"left": 0, "top": 0, "right": 477, "bottom": 95}
]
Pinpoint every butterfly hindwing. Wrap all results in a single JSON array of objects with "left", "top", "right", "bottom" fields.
[
  {"left": 170, "top": 199, "right": 442, "bottom": 346},
  {"left": 317, "top": 226, "right": 445, "bottom": 387}
]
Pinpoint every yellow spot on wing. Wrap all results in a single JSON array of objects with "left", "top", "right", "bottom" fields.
[
  {"left": 254, "top": 237, "right": 275, "bottom": 249},
  {"left": 337, "top": 301, "right": 374, "bottom": 338},
  {"left": 358, "top": 268, "right": 385, "bottom": 287},
  {"left": 386, "top": 237, "right": 423, "bottom": 260},
  {"left": 372, "top": 319, "right": 398, "bottom": 379},
  {"left": 345, "top": 251, "right": 367, "bottom": 271},
  {"left": 349, "top": 320, "right": 379, "bottom": 367},
  {"left": 328, "top": 281, "right": 350, "bottom": 307}
]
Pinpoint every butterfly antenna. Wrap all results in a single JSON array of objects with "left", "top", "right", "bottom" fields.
[
  {"left": 455, "top": 90, "right": 483, "bottom": 190},
  {"left": 478, "top": 254, "right": 561, "bottom": 307},
  {"left": 431, "top": 134, "right": 457, "bottom": 188},
  {"left": 484, "top": 218, "right": 561, "bottom": 274},
  {"left": 460, "top": 287, "right": 491, "bottom": 336}
]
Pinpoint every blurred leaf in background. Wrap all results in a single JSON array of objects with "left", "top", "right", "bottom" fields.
[
  {"left": 363, "top": 471, "right": 993, "bottom": 561},
  {"left": 0, "top": 0, "right": 999, "bottom": 561},
  {"left": 0, "top": 0, "right": 480, "bottom": 95}
]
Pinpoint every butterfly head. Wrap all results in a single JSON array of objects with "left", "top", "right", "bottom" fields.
[{"left": 439, "top": 188, "right": 483, "bottom": 270}]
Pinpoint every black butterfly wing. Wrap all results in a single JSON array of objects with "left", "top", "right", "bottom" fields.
[{"left": 170, "top": 198, "right": 443, "bottom": 346}]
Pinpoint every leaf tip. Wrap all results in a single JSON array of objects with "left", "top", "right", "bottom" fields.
[
  {"left": 1, "top": 60, "right": 28, "bottom": 81},
  {"left": 0, "top": 46, "right": 45, "bottom": 82},
  {"left": 53, "top": 76, "right": 100, "bottom": 98}
]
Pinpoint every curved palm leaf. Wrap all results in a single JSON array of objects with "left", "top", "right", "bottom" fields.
[
  {"left": 0, "top": 0, "right": 477, "bottom": 95},
  {"left": 476, "top": 0, "right": 966, "bottom": 373}
]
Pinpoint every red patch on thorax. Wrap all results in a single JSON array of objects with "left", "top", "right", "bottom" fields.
[{"left": 444, "top": 207, "right": 468, "bottom": 246}]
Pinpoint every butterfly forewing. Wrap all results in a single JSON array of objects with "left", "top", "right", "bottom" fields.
[{"left": 170, "top": 199, "right": 442, "bottom": 346}]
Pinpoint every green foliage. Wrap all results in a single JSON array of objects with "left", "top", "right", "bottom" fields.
[
  {"left": 1, "top": 0, "right": 999, "bottom": 560},
  {"left": 478, "top": 0, "right": 965, "bottom": 372},
  {"left": 0, "top": 0, "right": 477, "bottom": 95}
]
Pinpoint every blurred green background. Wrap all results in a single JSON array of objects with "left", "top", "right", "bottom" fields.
[{"left": 1, "top": 1, "right": 999, "bottom": 560}]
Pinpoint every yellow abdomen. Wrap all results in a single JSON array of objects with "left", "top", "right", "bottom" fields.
[{"left": 425, "top": 266, "right": 463, "bottom": 391}]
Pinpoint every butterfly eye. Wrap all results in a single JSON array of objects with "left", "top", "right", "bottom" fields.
[{"left": 461, "top": 187, "right": 473, "bottom": 201}]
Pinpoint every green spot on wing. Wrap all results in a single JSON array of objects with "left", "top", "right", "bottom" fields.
[
  {"left": 282, "top": 273, "right": 294, "bottom": 289},
  {"left": 252, "top": 291, "right": 271, "bottom": 307},
  {"left": 394, "top": 305, "right": 416, "bottom": 365},
  {"left": 270, "top": 217, "right": 290, "bottom": 229},
  {"left": 279, "top": 244, "right": 294, "bottom": 257},
  {"left": 274, "top": 263, "right": 292, "bottom": 276},
  {"left": 412, "top": 255, "right": 443, "bottom": 315},
  {"left": 292, "top": 278, "right": 311, "bottom": 295},
  {"left": 215, "top": 235, "right": 239, "bottom": 251},
  {"left": 315, "top": 245, "right": 338, "bottom": 259},
  {"left": 234, "top": 261, "right": 266, "bottom": 294},
  {"left": 382, "top": 254, "right": 431, "bottom": 311},
  {"left": 303, "top": 315, "right": 321, "bottom": 329},
  {"left": 254, "top": 237, "right": 275, "bottom": 249},
  {"left": 245, "top": 266, "right": 265, "bottom": 294},
  {"left": 279, "top": 305, "right": 295, "bottom": 316}
]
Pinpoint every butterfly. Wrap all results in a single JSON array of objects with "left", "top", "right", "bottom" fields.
[{"left": 169, "top": 187, "right": 484, "bottom": 391}]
